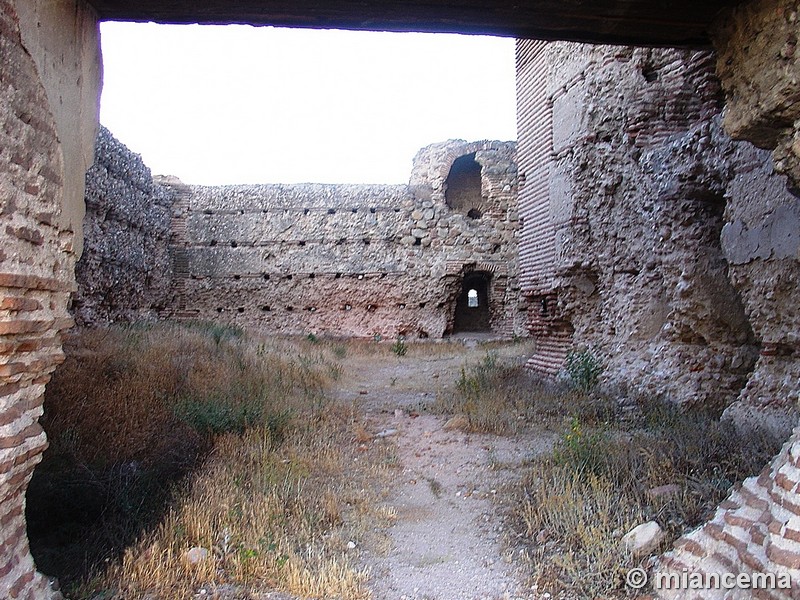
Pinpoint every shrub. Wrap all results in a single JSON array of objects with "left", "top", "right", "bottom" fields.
[
  {"left": 391, "top": 336, "right": 407, "bottom": 356},
  {"left": 184, "top": 320, "right": 244, "bottom": 345},
  {"left": 564, "top": 347, "right": 604, "bottom": 393},
  {"left": 553, "top": 417, "right": 610, "bottom": 475},
  {"left": 434, "top": 351, "right": 569, "bottom": 434}
]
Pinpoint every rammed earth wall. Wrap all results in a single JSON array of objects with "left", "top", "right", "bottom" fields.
[{"left": 168, "top": 140, "right": 527, "bottom": 339}]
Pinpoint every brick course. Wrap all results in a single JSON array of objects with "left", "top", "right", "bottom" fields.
[{"left": 0, "top": 3, "right": 72, "bottom": 596}]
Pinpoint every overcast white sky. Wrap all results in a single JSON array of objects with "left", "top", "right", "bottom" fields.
[{"left": 99, "top": 22, "right": 517, "bottom": 185}]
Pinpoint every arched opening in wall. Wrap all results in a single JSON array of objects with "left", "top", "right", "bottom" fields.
[
  {"left": 452, "top": 272, "right": 492, "bottom": 332},
  {"left": 445, "top": 153, "right": 485, "bottom": 218}
]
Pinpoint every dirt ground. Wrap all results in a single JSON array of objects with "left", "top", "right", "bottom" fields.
[{"left": 333, "top": 339, "right": 558, "bottom": 600}]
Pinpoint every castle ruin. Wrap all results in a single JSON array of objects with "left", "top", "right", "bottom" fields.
[{"left": 2, "top": 0, "right": 800, "bottom": 597}]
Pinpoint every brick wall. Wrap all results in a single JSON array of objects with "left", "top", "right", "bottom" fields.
[
  {"left": 1, "top": 2, "right": 75, "bottom": 597},
  {"left": 658, "top": 426, "right": 800, "bottom": 599},
  {"left": 515, "top": 39, "right": 573, "bottom": 374}
]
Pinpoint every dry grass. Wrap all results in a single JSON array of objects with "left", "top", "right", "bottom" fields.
[
  {"left": 30, "top": 321, "right": 395, "bottom": 599},
  {"left": 509, "top": 396, "right": 782, "bottom": 597},
  {"left": 431, "top": 351, "right": 594, "bottom": 435},
  {"left": 42, "top": 321, "right": 334, "bottom": 466},
  {"left": 428, "top": 351, "right": 782, "bottom": 597},
  {"left": 518, "top": 468, "right": 645, "bottom": 595},
  {"left": 81, "top": 423, "right": 379, "bottom": 599}
]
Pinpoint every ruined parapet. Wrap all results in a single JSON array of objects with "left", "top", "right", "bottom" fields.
[
  {"left": 168, "top": 139, "right": 525, "bottom": 339},
  {"left": 73, "top": 127, "right": 176, "bottom": 326}
]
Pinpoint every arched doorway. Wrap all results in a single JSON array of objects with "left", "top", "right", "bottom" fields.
[{"left": 452, "top": 272, "right": 491, "bottom": 332}]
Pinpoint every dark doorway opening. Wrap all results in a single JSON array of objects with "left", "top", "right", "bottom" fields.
[
  {"left": 453, "top": 272, "right": 491, "bottom": 332},
  {"left": 445, "top": 153, "right": 484, "bottom": 218}
]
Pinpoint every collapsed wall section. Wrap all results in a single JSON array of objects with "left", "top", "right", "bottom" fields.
[
  {"left": 515, "top": 35, "right": 799, "bottom": 598},
  {"left": 168, "top": 140, "right": 525, "bottom": 339},
  {"left": 72, "top": 126, "right": 175, "bottom": 326},
  {"left": 516, "top": 40, "right": 798, "bottom": 419}
]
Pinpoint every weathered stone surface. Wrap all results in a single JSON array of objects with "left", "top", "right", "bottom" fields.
[
  {"left": 168, "top": 140, "right": 527, "bottom": 339},
  {"left": 713, "top": 0, "right": 800, "bottom": 186},
  {"left": 516, "top": 36, "right": 800, "bottom": 600},
  {"left": 14, "top": 0, "right": 101, "bottom": 256},
  {"left": 623, "top": 521, "right": 666, "bottom": 557},
  {"left": 521, "top": 44, "right": 754, "bottom": 409},
  {"left": 73, "top": 127, "right": 176, "bottom": 326},
  {"left": 719, "top": 145, "right": 800, "bottom": 440},
  {"left": 518, "top": 41, "right": 799, "bottom": 425}
]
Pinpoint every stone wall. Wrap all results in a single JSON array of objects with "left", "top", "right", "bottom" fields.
[
  {"left": 169, "top": 140, "right": 527, "bottom": 340},
  {"left": 516, "top": 40, "right": 798, "bottom": 422},
  {"left": 515, "top": 37, "right": 800, "bottom": 599},
  {"left": 0, "top": 1, "right": 100, "bottom": 598},
  {"left": 713, "top": 0, "right": 800, "bottom": 188},
  {"left": 73, "top": 127, "right": 175, "bottom": 326}
]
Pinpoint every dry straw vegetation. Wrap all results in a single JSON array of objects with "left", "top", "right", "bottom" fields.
[
  {"left": 29, "top": 322, "right": 395, "bottom": 599},
  {"left": 432, "top": 350, "right": 588, "bottom": 435},
  {"left": 30, "top": 330, "right": 784, "bottom": 600},
  {"left": 435, "top": 349, "right": 782, "bottom": 598}
]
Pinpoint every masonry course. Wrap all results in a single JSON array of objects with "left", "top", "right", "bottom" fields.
[{"left": 168, "top": 140, "right": 526, "bottom": 339}]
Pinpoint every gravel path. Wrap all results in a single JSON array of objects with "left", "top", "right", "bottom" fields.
[{"left": 336, "top": 342, "right": 555, "bottom": 600}]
